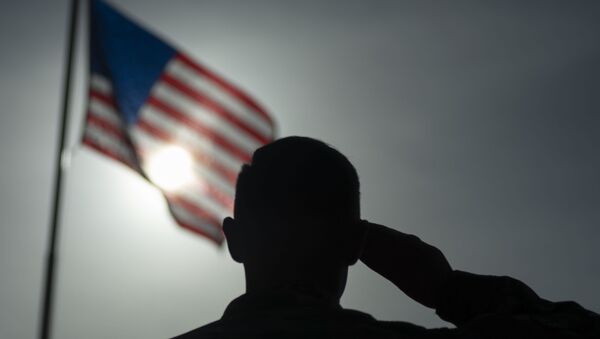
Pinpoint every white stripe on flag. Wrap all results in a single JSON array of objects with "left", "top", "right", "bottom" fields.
[
  {"left": 89, "top": 97, "right": 122, "bottom": 126},
  {"left": 152, "top": 82, "right": 261, "bottom": 153},
  {"left": 178, "top": 186, "right": 231, "bottom": 224},
  {"left": 169, "top": 200, "right": 223, "bottom": 240},
  {"left": 84, "top": 124, "right": 135, "bottom": 164},
  {"left": 166, "top": 59, "right": 272, "bottom": 138},
  {"left": 90, "top": 73, "right": 112, "bottom": 95}
]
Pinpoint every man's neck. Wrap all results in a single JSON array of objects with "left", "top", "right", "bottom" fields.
[{"left": 244, "top": 267, "right": 343, "bottom": 307}]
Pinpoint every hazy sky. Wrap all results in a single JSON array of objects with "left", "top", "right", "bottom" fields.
[{"left": 1, "top": 1, "right": 599, "bottom": 338}]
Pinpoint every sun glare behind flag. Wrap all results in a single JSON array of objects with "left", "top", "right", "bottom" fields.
[{"left": 83, "top": 0, "right": 275, "bottom": 244}]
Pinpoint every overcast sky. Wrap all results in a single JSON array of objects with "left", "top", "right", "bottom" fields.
[{"left": 1, "top": 1, "right": 599, "bottom": 338}]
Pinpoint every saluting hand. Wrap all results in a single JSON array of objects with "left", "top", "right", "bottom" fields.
[{"left": 359, "top": 221, "right": 452, "bottom": 309}]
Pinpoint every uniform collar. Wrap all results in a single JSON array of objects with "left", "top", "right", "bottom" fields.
[{"left": 222, "top": 285, "right": 345, "bottom": 321}]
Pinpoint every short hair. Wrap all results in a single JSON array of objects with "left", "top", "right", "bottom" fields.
[{"left": 234, "top": 136, "right": 360, "bottom": 230}]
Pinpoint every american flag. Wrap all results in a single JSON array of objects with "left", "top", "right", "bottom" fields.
[{"left": 83, "top": 0, "right": 275, "bottom": 244}]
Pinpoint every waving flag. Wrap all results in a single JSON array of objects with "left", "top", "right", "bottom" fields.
[{"left": 83, "top": 0, "right": 275, "bottom": 244}]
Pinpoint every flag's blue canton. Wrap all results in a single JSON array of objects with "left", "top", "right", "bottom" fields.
[{"left": 91, "top": 0, "right": 176, "bottom": 125}]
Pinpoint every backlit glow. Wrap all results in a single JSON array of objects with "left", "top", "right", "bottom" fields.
[{"left": 146, "top": 145, "right": 195, "bottom": 192}]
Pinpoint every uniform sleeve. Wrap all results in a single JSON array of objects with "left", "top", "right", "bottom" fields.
[{"left": 435, "top": 270, "right": 600, "bottom": 338}]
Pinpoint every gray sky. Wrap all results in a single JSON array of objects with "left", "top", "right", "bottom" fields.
[{"left": 1, "top": 1, "right": 599, "bottom": 338}]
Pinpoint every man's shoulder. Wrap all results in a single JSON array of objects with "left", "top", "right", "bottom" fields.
[
  {"left": 171, "top": 312, "right": 449, "bottom": 339},
  {"left": 172, "top": 291, "right": 448, "bottom": 338}
]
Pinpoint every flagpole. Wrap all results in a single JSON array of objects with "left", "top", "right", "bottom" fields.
[{"left": 40, "top": 0, "right": 80, "bottom": 338}]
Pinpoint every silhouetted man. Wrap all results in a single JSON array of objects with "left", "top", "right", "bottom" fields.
[{"left": 175, "top": 136, "right": 599, "bottom": 338}]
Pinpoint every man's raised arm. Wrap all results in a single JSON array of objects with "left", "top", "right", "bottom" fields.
[
  {"left": 359, "top": 221, "right": 600, "bottom": 337},
  {"left": 359, "top": 221, "right": 452, "bottom": 309}
]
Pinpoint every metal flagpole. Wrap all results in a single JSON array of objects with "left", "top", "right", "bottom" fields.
[{"left": 40, "top": 0, "right": 80, "bottom": 338}]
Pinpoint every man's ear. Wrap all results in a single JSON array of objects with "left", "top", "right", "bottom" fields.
[{"left": 223, "top": 217, "right": 244, "bottom": 263}]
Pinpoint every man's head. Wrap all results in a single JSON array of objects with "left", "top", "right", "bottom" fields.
[{"left": 224, "top": 136, "right": 365, "bottom": 301}]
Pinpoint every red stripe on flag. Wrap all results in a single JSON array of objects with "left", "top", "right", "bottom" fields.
[
  {"left": 82, "top": 136, "right": 136, "bottom": 170},
  {"left": 176, "top": 53, "right": 274, "bottom": 128},
  {"left": 167, "top": 195, "right": 225, "bottom": 244},
  {"left": 176, "top": 220, "right": 224, "bottom": 245},
  {"left": 136, "top": 117, "right": 171, "bottom": 140},
  {"left": 86, "top": 112, "right": 126, "bottom": 140},
  {"left": 190, "top": 181, "right": 234, "bottom": 211},
  {"left": 90, "top": 90, "right": 117, "bottom": 108},
  {"left": 169, "top": 195, "right": 223, "bottom": 228},
  {"left": 146, "top": 96, "right": 252, "bottom": 163},
  {"left": 160, "top": 73, "right": 270, "bottom": 144}
]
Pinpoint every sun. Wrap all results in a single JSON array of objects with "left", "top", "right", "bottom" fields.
[{"left": 146, "top": 145, "right": 195, "bottom": 192}]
